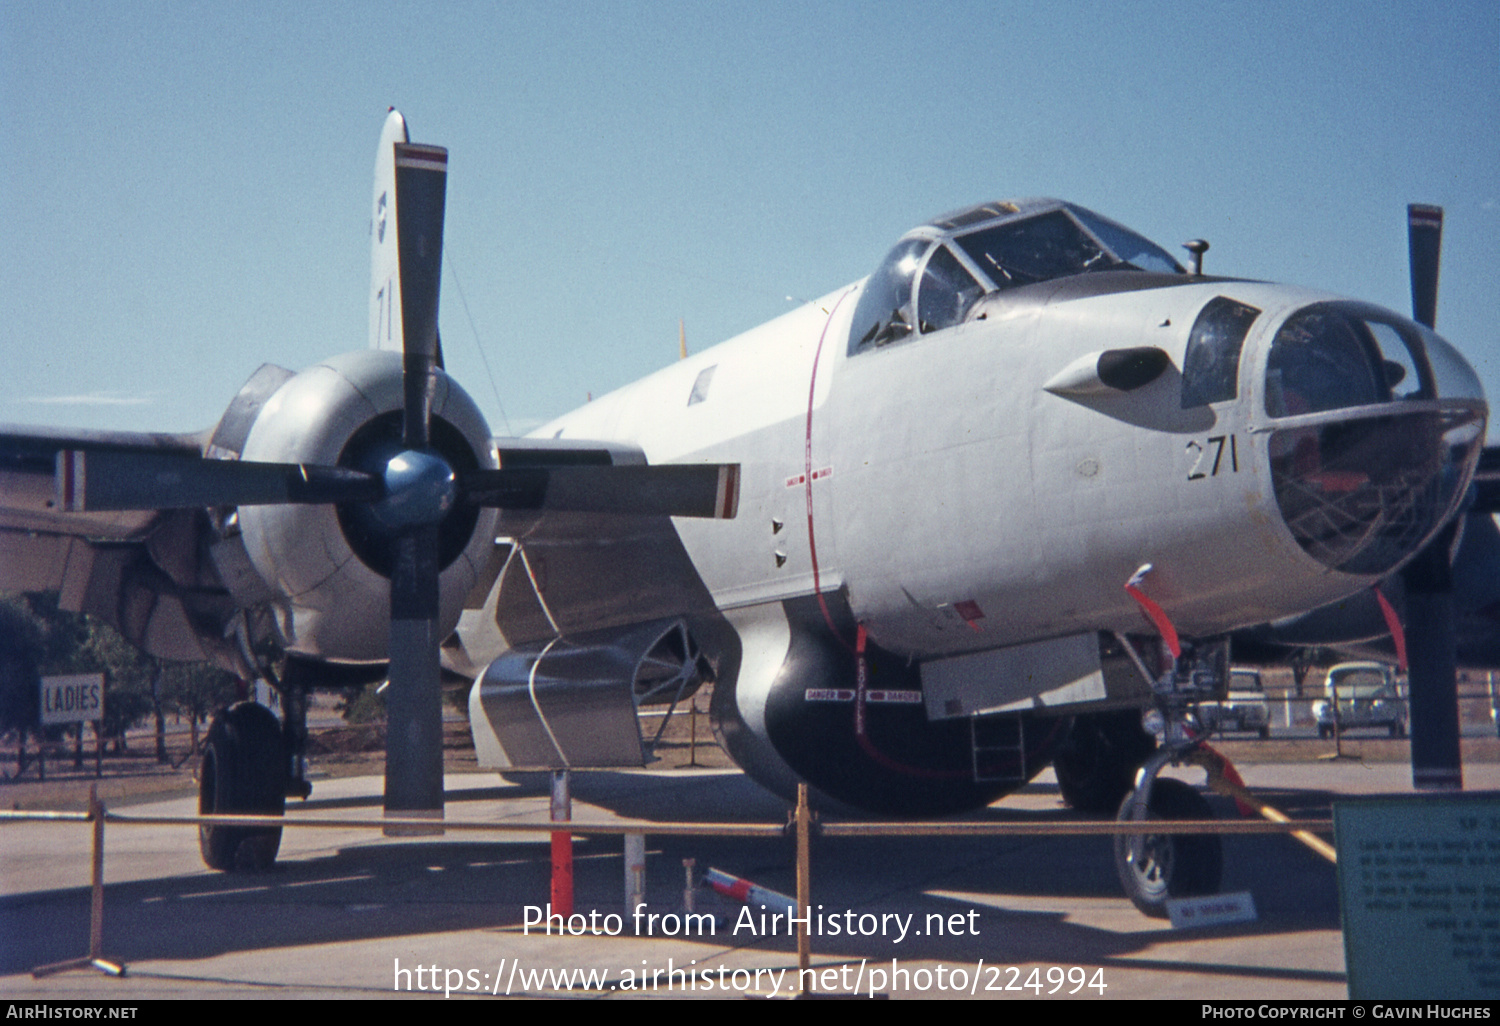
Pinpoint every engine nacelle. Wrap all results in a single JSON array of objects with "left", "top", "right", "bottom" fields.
[
  {"left": 229, "top": 349, "right": 497, "bottom": 662},
  {"left": 712, "top": 599, "right": 1070, "bottom": 816}
]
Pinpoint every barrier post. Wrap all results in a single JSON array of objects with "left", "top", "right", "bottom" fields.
[
  {"left": 88, "top": 786, "right": 105, "bottom": 959},
  {"left": 550, "top": 769, "right": 573, "bottom": 917},
  {"left": 681, "top": 857, "right": 696, "bottom": 913},
  {"left": 795, "top": 783, "right": 812, "bottom": 991},
  {"left": 625, "top": 833, "right": 646, "bottom": 913},
  {"left": 31, "top": 785, "right": 125, "bottom": 978}
]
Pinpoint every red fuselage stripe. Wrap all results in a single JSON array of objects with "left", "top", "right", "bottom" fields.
[{"left": 804, "top": 290, "right": 854, "bottom": 642}]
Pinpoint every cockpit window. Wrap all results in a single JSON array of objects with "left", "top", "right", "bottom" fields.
[
  {"left": 849, "top": 200, "right": 1189, "bottom": 355},
  {"left": 1067, "top": 206, "right": 1184, "bottom": 275},
  {"left": 1181, "top": 297, "right": 1260, "bottom": 408},
  {"left": 955, "top": 209, "right": 1116, "bottom": 290},
  {"left": 917, "top": 245, "right": 984, "bottom": 334},
  {"left": 848, "top": 238, "right": 928, "bottom": 352}
]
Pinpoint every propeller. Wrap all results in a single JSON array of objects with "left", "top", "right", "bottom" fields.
[
  {"left": 51, "top": 117, "right": 740, "bottom": 824},
  {"left": 1400, "top": 203, "right": 1463, "bottom": 790}
]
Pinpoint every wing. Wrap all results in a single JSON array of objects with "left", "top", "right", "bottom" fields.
[{"left": 0, "top": 425, "right": 236, "bottom": 666}]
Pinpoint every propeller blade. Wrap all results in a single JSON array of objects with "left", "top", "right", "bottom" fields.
[
  {"left": 1402, "top": 203, "right": 1461, "bottom": 790},
  {"left": 459, "top": 462, "right": 740, "bottom": 519},
  {"left": 1402, "top": 524, "right": 1463, "bottom": 790},
  {"left": 383, "top": 524, "right": 445, "bottom": 825},
  {"left": 55, "top": 449, "right": 380, "bottom": 512},
  {"left": 394, "top": 142, "right": 447, "bottom": 450},
  {"left": 1408, "top": 203, "right": 1442, "bottom": 329},
  {"left": 382, "top": 134, "right": 449, "bottom": 823}
]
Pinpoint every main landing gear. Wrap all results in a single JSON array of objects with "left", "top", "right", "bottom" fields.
[{"left": 199, "top": 701, "right": 287, "bottom": 871}]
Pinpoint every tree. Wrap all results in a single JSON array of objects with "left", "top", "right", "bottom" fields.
[
  {"left": 161, "top": 661, "right": 240, "bottom": 757},
  {"left": 2, "top": 592, "right": 249, "bottom": 764},
  {"left": 337, "top": 683, "right": 386, "bottom": 724},
  {"left": 0, "top": 598, "right": 43, "bottom": 776},
  {"left": 3, "top": 593, "right": 157, "bottom": 753}
]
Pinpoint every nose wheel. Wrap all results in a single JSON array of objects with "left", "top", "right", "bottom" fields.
[{"left": 1114, "top": 776, "right": 1222, "bottom": 917}]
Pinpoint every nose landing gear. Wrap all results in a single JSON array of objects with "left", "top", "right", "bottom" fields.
[{"left": 1109, "top": 630, "right": 1229, "bottom": 917}]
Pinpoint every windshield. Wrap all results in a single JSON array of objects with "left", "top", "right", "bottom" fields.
[
  {"left": 847, "top": 238, "right": 929, "bottom": 351},
  {"left": 955, "top": 209, "right": 1115, "bottom": 289},
  {"left": 1328, "top": 668, "right": 1391, "bottom": 693},
  {"left": 954, "top": 205, "right": 1182, "bottom": 293},
  {"left": 1067, "top": 206, "right": 1183, "bottom": 274}
]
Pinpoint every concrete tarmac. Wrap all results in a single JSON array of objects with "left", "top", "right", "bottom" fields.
[{"left": 3, "top": 757, "right": 1498, "bottom": 1000}]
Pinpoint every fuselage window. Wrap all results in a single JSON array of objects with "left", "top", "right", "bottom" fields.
[
  {"left": 1180, "top": 297, "right": 1260, "bottom": 408},
  {"left": 1264, "top": 303, "right": 1436, "bottom": 418},
  {"left": 1264, "top": 307, "right": 1385, "bottom": 418},
  {"left": 848, "top": 238, "right": 929, "bottom": 353},
  {"left": 917, "top": 245, "right": 984, "bottom": 334}
]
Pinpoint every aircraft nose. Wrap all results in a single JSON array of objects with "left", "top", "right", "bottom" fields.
[{"left": 1262, "top": 302, "right": 1486, "bottom": 576}]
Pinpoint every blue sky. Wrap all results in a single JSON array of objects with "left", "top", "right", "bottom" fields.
[{"left": 2, "top": 1, "right": 1497, "bottom": 436}]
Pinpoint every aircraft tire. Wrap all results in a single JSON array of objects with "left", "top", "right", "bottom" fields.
[
  {"left": 1052, "top": 711, "right": 1157, "bottom": 814},
  {"left": 1113, "top": 778, "right": 1222, "bottom": 918},
  {"left": 199, "top": 702, "right": 286, "bottom": 872}
]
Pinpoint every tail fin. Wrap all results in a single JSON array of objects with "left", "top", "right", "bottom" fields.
[{"left": 369, "top": 109, "right": 409, "bottom": 351}]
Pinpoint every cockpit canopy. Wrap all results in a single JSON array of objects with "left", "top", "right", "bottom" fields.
[{"left": 849, "top": 199, "right": 1185, "bottom": 353}]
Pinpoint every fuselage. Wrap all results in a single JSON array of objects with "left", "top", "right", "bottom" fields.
[
  {"left": 535, "top": 267, "right": 1484, "bottom": 663},
  {"left": 475, "top": 197, "right": 1486, "bottom": 812}
]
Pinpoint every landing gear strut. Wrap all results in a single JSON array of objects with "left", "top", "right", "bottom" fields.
[
  {"left": 1109, "top": 635, "right": 1228, "bottom": 917},
  {"left": 199, "top": 701, "right": 287, "bottom": 871}
]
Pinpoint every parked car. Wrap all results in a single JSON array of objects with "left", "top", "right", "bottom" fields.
[
  {"left": 1313, "top": 662, "right": 1408, "bottom": 738},
  {"left": 1197, "top": 667, "right": 1272, "bottom": 739}
]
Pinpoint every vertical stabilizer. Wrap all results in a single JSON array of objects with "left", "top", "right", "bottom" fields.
[{"left": 370, "top": 109, "right": 409, "bottom": 351}]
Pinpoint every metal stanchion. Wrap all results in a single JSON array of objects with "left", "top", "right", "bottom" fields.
[
  {"left": 8, "top": 774, "right": 1341, "bottom": 991},
  {"left": 795, "top": 782, "right": 812, "bottom": 993},
  {"left": 688, "top": 699, "right": 700, "bottom": 767},
  {"left": 550, "top": 769, "right": 573, "bottom": 917},
  {"left": 681, "top": 857, "right": 696, "bottom": 913},
  {"left": 31, "top": 785, "right": 125, "bottom": 979},
  {"left": 625, "top": 833, "right": 646, "bottom": 914}
]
